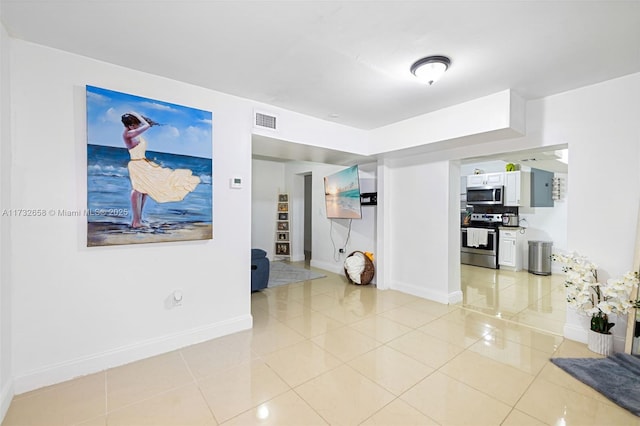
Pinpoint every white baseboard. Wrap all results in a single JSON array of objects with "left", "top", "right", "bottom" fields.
[
  {"left": 0, "top": 378, "right": 14, "bottom": 424},
  {"left": 563, "top": 323, "right": 629, "bottom": 353},
  {"left": 310, "top": 259, "right": 344, "bottom": 275},
  {"left": 448, "top": 290, "right": 463, "bottom": 305},
  {"left": 13, "top": 315, "right": 252, "bottom": 395},
  {"left": 563, "top": 323, "right": 587, "bottom": 344},
  {"left": 391, "top": 280, "right": 450, "bottom": 305}
]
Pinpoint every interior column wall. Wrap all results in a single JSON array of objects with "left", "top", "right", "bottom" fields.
[
  {"left": 0, "top": 15, "right": 14, "bottom": 419},
  {"left": 386, "top": 160, "right": 454, "bottom": 303}
]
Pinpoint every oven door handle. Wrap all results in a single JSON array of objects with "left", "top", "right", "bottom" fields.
[
  {"left": 461, "top": 228, "right": 497, "bottom": 234},
  {"left": 461, "top": 228, "right": 497, "bottom": 253}
]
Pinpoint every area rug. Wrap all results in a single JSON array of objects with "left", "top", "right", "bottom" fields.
[
  {"left": 267, "top": 261, "right": 326, "bottom": 288},
  {"left": 550, "top": 353, "right": 640, "bottom": 416}
]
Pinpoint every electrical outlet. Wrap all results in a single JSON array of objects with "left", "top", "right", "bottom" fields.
[
  {"left": 164, "top": 290, "right": 184, "bottom": 310},
  {"left": 173, "top": 290, "right": 183, "bottom": 307}
]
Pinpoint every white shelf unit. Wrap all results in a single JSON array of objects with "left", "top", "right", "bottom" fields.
[{"left": 275, "top": 193, "right": 291, "bottom": 260}]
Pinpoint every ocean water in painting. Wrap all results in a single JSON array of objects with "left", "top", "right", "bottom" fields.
[
  {"left": 324, "top": 165, "right": 362, "bottom": 219},
  {"left": 325, "top": 189, "right": 362, "bottom": 219},
  {"left": 87, "top": 144, "right": 212, "bottom": 225}
]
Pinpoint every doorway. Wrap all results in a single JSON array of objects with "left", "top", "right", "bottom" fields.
[
  {"left": 459, "top": 145, "right": 568, "bottom": 336},
  {"left": 304, "top": 173, "right": 312, "bottom": 264}
]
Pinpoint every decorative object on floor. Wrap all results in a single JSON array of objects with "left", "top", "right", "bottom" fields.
[
  {"left": 344, "top": 251, "right": 375, "bottom": 285},
  {"left": 553, "top": 252, "right": 639, "bottom": 355},
  {"left": 251, "top": 249, "right": 270, "bottom": 292},
  {"left": 625, "top": 205, "right": 640, "bottom": 355},
  {"left": 588, "top": 329, "right": 614, "bottom": 356},
  {"left": 86, "top": 85, "right": 213, "bottom": 246},
  {"left": 550, "top": 353, "right": 640, "bottom": 416},
  {"left": 267, "top": 261, "right": 325, "bottom": 288}
]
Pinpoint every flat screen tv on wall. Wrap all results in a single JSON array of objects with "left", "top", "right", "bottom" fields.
[{"left": 324, "top": 165, "right": 362, "bottom": 219}]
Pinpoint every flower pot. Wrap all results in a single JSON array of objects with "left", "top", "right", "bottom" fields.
[{"left": 587, "top": 330, "right": 613, "bottom": 356}]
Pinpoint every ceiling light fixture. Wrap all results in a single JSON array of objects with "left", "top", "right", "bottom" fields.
[{"left": 410, "top": 55, "right": 451, "bottom": 85}]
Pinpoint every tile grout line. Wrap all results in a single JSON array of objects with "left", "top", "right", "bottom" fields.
[
  {"left": 392, "top": 307, "right": 560, "bottom": 425},
  {"left": 180, "top": 347, "right": 257, "bottom": 425},
  {"left": 103, "top": 370, "right": 108, "bottom": 418}
]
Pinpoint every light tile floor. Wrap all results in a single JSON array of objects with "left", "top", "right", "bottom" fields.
[
  {"left": 461, "top": 264, "right": 567, "bottom": 336},
  {"left": 3, "top": 264, "right": 639, "bottom": 425}
]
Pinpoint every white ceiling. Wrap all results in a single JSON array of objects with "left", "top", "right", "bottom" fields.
[{"left": 2, "top": 0, "right": 638, "bottom": 168}]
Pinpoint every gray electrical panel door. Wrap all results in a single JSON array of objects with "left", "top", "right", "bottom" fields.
[{"left": 530, "top": 168, "right": 554, "bottom": 207}]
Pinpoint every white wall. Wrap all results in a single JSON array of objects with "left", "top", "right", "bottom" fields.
[
  {"left": 250, "top": 159, "right": 285, "bottom": 259},
  {"left": 304, "top": 175, "right": 312, "bottom": 253},
  {"left": 252, "top": 106, "right": 368, "bottom": 155},
  {"left": 540, "top": 75, "right": 639, "bottom": 273},
  {"left": 447, "top": 162, "right": 462, "bottom": 297},
  {"left": 0, "top": 16, "right": 14, "bottom": 420},
  {"left": 369, "top": 90, "right": 525, "bottom": 155},
  {"left": 8, "top": 40, "right": 259, "bottom": 393},
  {"left": 536, "top": 74, "right": 640, "bottom": 348},
  {"left": 385, "top": 160, "right": 460, "bottom": 303}
]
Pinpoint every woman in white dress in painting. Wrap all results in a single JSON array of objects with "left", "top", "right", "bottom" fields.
[{"left": 121, "top": 112, "right": 200, "bottom": 228}]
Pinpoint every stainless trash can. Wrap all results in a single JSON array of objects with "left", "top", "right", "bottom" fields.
[{"left": 528, "top": 241, "right": 553, "bottom": 275}]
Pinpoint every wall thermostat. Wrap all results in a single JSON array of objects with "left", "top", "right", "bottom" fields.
[{"left": 230, "top": 177, "right": 243, "bottom": 189}]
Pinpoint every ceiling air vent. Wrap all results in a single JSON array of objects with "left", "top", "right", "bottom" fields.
[{"left": 254, "top": 111, "right": 278, "bottom": 131}]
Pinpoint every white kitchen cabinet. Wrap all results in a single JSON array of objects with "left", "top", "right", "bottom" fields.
[
  {"left": 466, "top": 174, "right": 485, "bottom": 187},
  {"left": 466, "top": 172, "right": 504, "bottom": 188},
  {"left": 499, "top": 227, "right": 523, "bottom": 271},
  {"left": 504, "top": 171, "right": 531, "bottom": 207},
  {"left": 485, "top": 172, "right": 504, "bottom": 186}
]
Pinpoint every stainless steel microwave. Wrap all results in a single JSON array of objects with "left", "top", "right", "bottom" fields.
[{"left": 466, "top": 186, "right": 504, "bottom": 205}]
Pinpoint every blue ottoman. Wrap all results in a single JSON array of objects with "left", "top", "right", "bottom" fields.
[{"left": 251, "top": 249, "right": 270, "bottom": 292}]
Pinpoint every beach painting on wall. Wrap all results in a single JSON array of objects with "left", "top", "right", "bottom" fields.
[
  {"left": 323, "top": 165, "right": 362, "bottom": 219},
  {"left": 86, "top": 85, "right": 213, "bottom": 246}
]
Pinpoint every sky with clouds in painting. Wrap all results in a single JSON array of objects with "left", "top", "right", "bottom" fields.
[{"left": 86, "top": 85, "right": 212, "bottom": 159}]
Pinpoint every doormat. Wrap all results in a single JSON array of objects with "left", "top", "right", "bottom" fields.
[
  {"left": 268, "top": 261, "right": 326, "bottom": 288},
  {"left": 550, "top": 353, "right": 640, "bottom": 416}
]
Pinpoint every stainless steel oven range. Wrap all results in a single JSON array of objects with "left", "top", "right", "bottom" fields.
[{"left": 461, "top": 213, "right": 501, "bottom": 269}]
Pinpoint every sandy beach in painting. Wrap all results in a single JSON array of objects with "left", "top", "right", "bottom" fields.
[
  {"left": 325, "top": 192, "right": 362, "bottom": 219},
  {"left": 88, "top": 222, "right": 213, "bottom": 246}
]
